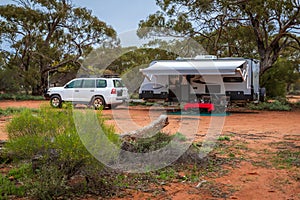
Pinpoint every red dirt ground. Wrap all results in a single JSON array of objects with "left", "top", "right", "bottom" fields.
[{"left": 0, "top": 100, "right": 299, "bottom": 200}]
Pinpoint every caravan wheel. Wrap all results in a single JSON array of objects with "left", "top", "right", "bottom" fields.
[
  {"left": 213, "top": 105, "right": 226, "bottom": 113},
  {"left": 259, "top": 88, "right": 266, "bottom": 102}
]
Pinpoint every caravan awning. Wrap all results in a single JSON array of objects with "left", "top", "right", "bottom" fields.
[{"left": 140, "top": 59, "right": 247, "bottom": 76}]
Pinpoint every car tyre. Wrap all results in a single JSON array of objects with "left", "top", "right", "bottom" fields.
[
  {"left": 92, "top": 96, "right": 105, "bottom": 110},
  {"left": 50, "top": 95, "right": 62, "bottom": 108}
]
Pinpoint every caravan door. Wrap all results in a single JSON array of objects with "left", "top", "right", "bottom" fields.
[{"left": 168, "top": 75, "right": 190, "bottom": 102}]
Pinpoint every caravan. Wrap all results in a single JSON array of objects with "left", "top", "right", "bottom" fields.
[{"left": 139, "top": 56, "right": 265, "bottom": 110}]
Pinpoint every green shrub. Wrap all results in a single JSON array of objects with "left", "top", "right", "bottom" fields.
[
  {"left": 173, "top": 132, "right": 187, "bottom": 142},
  {"left": 4, "top": 135, "right": 47, "bottom": 160},
  {"left": 0, "top": 174, "right": 26, "bottom": 198},
  {"left": 122, "top": 132, "right": 180, "bottom": 153},
  {"left": 128, "top": 101, "right": 147, "bottom": 106},
  {"left": 218, "top": 136, "right": 230, "bottom": 141},
  {"left": 7, "top": 109, "right": 45, "bottom": 138},
  {"left": 73, "top": 110, "right": 121, "bottom": 165},
  {"left": 27, "top": 165, "right": 69, "bottom": 199},
  {"left": 156, "top": 168, "right": 176, "bottom": 181},
  {"left": 292, "top": 101, "right": 300, "bottom": 109},
  {"left": 3, "top": 106, "right": 122, "bottom": 198},
  {"left": 6, "top": 107, "right": 75, "bottom": 139},
  {"left": 0, "top": 94, "right": 44, "bottom": 101},
  {"left": 0, "top": 107, "right": 37, "bottom": 117},
  {"left": 248, "top": 100, "right": 291, "bottom": 111},
  {"left": 288, "top": 90, "right": 300, "bottom": 95},
  {"left": 5, "top": 106, "right": 119, "bottom": 162},
  {"left": 260, "top": 58, "right": 300, "bottom": 98},
  {"left": 273, "top": 150, "right": 300, "bottom": 169},
  {"left": 0, "top": 164, "right": 31, "bottom": 198},
  {"left": 130, "top": 93, "right": 139, "bottom": 99}
]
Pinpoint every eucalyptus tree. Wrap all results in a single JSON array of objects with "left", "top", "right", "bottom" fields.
[
  {"left": 138, "top": 0, "right": 300, "bottom": 75},
  {"left": 0, "top": 0, "right": 117, "bottom": 94}
]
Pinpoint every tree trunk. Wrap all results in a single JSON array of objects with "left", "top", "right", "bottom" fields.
[
  {"left": 31, "top": 71, "right": 48, "bottom": 96},
  {"left": 31, "top": 86, "right": 40, "bottom": 96},
  {"left": 286, "top": 83, "right": 292, "bottom": 93},
  {"left": 40, "top": 72, "right": 48, "bottom": 94},
  {"left": 260, "top": 56, "right": 272, "bottom": 75}
]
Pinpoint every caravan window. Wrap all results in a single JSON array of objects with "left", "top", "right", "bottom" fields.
[{"left": 223, "top": 77, "right": 243, "bottom": 82}]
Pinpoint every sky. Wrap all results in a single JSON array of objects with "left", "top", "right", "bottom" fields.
[
  {"left": 0, "top": 0, "right": 161, "bottom": 46},
  {"left": 72, "top": 0, "right": 159, "bottom": 33}
]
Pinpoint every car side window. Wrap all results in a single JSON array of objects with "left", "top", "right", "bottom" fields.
[
  {"left": 65, "top": 80, "right": 82, "bottom": 88},
  {"left": 113, "top": 80, "right": 124, "bottom": 88},
  {"left": 82, "top": 79, "right": 95, "bottom": 88},
  {"left": 96, "top": 80, "right": 107, "bottom": 88}
]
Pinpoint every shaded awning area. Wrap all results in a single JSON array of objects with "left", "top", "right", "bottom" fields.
[{"left": 140, "top": 59, "right": 247, "bottom": 76}]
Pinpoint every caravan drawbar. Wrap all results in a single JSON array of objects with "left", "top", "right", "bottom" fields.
[{"left": 139, "top": 56, "right": 265, "bottom": 107}]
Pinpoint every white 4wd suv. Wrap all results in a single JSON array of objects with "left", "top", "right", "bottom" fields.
[{"left": 45, "top": 77, "right": 129, "bottom": 109}]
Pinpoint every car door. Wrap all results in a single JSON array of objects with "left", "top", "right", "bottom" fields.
[
  {"left": 113, "top": 79, "right": 128, "bottom": 100},
  {"left": 79, "top": 79, "right": 96, "bottom": 102},
  {"left": 62, "top": 79, "right": 83, "bottom": 101}
]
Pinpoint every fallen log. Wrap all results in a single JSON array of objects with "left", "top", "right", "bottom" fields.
[{"left": 120, "top": 115, "right": 169, "bottom": 141}]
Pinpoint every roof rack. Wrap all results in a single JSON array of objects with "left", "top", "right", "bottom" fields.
[
  {"left": 100, "top": 74, "right": 120, "bottom": 78},
  {"left": 78, "top": 74, "right": 120, "bottom": 78}
]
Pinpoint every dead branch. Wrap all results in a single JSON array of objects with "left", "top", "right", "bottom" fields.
[{"left": 120, "top": 115, "right": 169, "bottom": 141}]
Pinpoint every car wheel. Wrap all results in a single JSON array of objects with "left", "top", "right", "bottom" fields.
[
  {"left": 92, "top": 96, "right": 105, "bottom": 110},
  {"left": 50, "top": 95, "right": 62, "bottom": 108}
]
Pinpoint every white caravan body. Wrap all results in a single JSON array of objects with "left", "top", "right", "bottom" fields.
[{"left": 139, "top": 56, "right": 262, "bottom": 103}]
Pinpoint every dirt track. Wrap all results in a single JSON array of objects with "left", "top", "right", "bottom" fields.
[{"left": 0, "top": 100, "right": 299, "bottom": 199}]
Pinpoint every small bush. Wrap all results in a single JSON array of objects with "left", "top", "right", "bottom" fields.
[
  {"left": 156, "top": 168, "right": 176, "bottom": 181},
  {"left": 3, "top": 106, "right": 122, "bottom": 198},
  {"left": 218, "top": 136, "right": 230, "bottom": 141},
  {"left": 292, "top": 101, "right": 300, "bottom": 109},
  {"left": 130, "top": 93, "right": 139, "bottom": 99},
  {"left": 173, "top": 132, "right": 187, "bottom": 142},
  {"left": 6, "top": 106, "right": 75, "bottom": 139},
  {"left": 4, "top": 135, "right": 46, "bottom": 160},
  {"left": 128, "top": 101, "right": 147, "bottom": 106},
  {"left": 0, "top": 164, "right": 31, "bottom": 198},
  {"left": 0, "top": 94, "right": 44, "bottom": 101},
  {"left": 273, "top": 150, "right": 300, "bottom": 168},
  {"left": 248, "top": 100, "right": 291, "bottom": 111},
  {"left": 5, "top": 106, "right": 119, "bottom": 163},
  {"left": 121, "top": 132, "right": 175, "bottom": 153},
  {"left": 0, "top": 174, "right": 26, "bottom": 198},
  {"left": 0, "top": 107, "right": 37, "bottom": 117},
  {"left": 27, "top": 165, "right": 69, "bottom": 199},
  {"left": 288, "top": 90, "right": 300, "bottom": 95}
]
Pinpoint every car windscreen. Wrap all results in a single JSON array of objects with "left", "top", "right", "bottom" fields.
[{"left": 65, "top": 80, "right": 82, "bottom": 88}]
